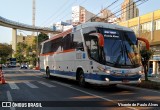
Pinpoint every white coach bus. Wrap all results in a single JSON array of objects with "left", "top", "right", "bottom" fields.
[{"left": 40, "top": 22, "right": 148, "bottom": 86}]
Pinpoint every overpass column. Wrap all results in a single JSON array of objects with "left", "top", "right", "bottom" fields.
[{"left": 12, "top": 28, "right": 17, "bottom": 57}]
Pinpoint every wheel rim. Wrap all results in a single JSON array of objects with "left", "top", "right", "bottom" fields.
[{"left": 79, "top": 72, "right": 85, "bottom": 86}]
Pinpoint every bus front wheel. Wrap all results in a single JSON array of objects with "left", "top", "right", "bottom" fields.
[
  {"left": 46, "top": 67, "right": 51, "bottom": 79},
  {"left": 78, "top": 70, "right": 86, "bottom": 87}
]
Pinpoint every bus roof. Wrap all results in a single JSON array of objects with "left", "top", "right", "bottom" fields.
[
  {"left": 76, "top": 22, "right": 133, "bottom": 32},
  {"left": 42, "top": 22, "right": 133, "bottom": 44}
]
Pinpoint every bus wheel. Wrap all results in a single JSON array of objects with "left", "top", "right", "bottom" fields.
[
  {"left": 78, "top": 70, "right": 86, "bottom": 87},
  {"left": 46, "top": 67, "right": 51, "bottom": 79}
]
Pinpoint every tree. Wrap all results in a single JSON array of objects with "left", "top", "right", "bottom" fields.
[
  {"left": 140, "top": 48, "right": 154, "bottom": 81},
  {"left": 0, "top": 43, "right": 13, "bottom": 63},
  {"left": 34, "top": 32, "right": 49, "bottom": 54},
  {"left": 15, "top": 42, "right": 27, "bottom": 63}
]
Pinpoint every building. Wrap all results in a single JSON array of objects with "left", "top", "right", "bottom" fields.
[
  {"left": 121, "top": 0, "right": 139, "bottom": 21},
  {"left": 100, "top": 9, "right": 115, "bottom": 20},
  {"left": 72, "top": 6, "right": 95, "bottom": 25},
  {"left": 15, "top": 34, "right": 35, "bottom": 46},
  {"left": 53, "top": 21, "right": 73, "bottom": 32},
  {"left": 118, "top": 9, "right": 160, "bottom": 75},
  {"left": 17, "top": 33, "right": 25, "bottom": 43}
]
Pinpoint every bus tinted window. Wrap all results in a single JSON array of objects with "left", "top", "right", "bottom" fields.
[
  {"left": 72, "top": 30, "right": 83, "bottom": 49},
  {"left": 62, "top": 34, "right": 73, "bottom": 50},
  {"left": 43, "top": 41, "right": 52, "bottom": 53},
  {"left": 51, "top": 37, "right": 62, "bottom": 52},
  {"left": 42, "top": 37, "right": 62, "bottom": 54}
]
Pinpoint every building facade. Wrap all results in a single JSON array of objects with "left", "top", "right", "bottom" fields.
[
  {"left": 72, "top": 6, "right": 95, "bottom": 25},
  {"left": 121, "top": 0, "right": 139, "bottom": 21},
  {"left": 16, "top": 34, "right": 35, "bottom": 46}
]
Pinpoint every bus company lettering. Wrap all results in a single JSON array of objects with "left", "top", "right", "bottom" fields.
[{"left": 104, "top": 34, "right": 119, "bottom": 38}]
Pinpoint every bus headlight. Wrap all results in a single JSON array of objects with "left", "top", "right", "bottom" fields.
[
  {"left": 138, "top": 71, "right": 143, "bottom": 74},
  {"left": 105, "top": 78, "right": 110, "bottom": 82},
  {"left": 138, "top": 78, "right": 141, "bottom": 83},
  {"left": 97, "top": 66, "right": 110, "bottom": 74},
  {"left": 105, "top": 70, "right": 110, "bottom": 74}
]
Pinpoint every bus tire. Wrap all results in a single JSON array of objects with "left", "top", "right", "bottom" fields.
[
  {"left": 78, "top": 70, "right": 86, "bottom": 87},
  {"left": 46, "top": 67, "right": 51, "bottom": 79}
]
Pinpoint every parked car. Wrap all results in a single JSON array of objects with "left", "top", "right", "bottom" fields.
[{"left": 20, "top": 64, "right": 28, "bottom": 69}]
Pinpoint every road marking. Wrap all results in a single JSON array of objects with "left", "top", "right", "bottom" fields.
[
  {"left": 51, "top": 81, "right": 71, "bottom": 87},
  {"left": 7, "top": 91, "right": 16, "bottom": 110},
  {"left": 38, "top": 81, "right": 55, "bottom": 87},
  {"left": 8, "top": 83, "right": 20, "bottom": 90},
  {"left": 24, "top": 82, "right": 38, "bottom": 88},
  {"left": 52, "top": 81, "right": 137, "bottom": 110}
]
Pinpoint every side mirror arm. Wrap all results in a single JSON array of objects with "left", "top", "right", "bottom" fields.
[{"left": 137, "top": 37, "right": 150, "bottom": 50}]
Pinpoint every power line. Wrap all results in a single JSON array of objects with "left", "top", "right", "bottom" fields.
[
  {"left": 116, "top": 0, "right": 149, "bottom": 20},
  {"left": 104, "top": 0, "right": 149, "bottom": 21},
  {"left": 42, "top": 0, "right": 78, "bottom": 27},
  {"left": 40, "top": 0, "right": 73, "bottom": 26},
  {"left": 59, "top": 0, "right": 88, "bottom": 21},
  {"left": 86, "top": 0, "right": 119, "bottom": 22}
]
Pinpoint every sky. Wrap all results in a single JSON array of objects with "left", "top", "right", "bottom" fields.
[{"left": 0, "top": 0, "right": 159, "bottom": 44}]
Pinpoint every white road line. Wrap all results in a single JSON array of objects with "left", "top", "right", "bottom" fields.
[
  {"left": 7, "top": 91, "right": 16, "bottom": 110},
  {"left": 24, "top": 82, "right": 38, "bottom": 88},
  {"left": 51, "top": 81, "right": 71, "bottom": 87},
  {"left": 8, "top": 83, "right": 20, "bottom": 90},
  {"left": 38, "top": 81, "right": 55, "bottom": 87}
]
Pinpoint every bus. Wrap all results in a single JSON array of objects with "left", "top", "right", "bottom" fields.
[{"left": 40, "top": 22, "right": 148, "bottom": 86}]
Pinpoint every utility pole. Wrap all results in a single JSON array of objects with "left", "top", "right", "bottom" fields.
[{"left": 32, "top": 0, "right": 35, "bottom": 35}]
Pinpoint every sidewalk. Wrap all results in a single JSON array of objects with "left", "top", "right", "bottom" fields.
[
  {"left": 148, "top": 74, "right": 160, "bottom": 83},
  {"left": 142, "top": 74, "right": 160, "bottom": 83}
]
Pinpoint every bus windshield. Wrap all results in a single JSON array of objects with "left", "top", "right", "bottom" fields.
[{"left": 98, "top": 28, "right": 142, "bottom": 68}]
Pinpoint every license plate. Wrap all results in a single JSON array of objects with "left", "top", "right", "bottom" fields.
[{"left": 122, "top": 80, "right": 129, "bottom": 83}]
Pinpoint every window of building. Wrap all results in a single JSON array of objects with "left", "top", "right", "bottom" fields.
[
  {"left": 141, "top": 22, "right": 152, "bottom": 33},
  {"left": 155, "top": 19, "right": 160, "bottom": 30}
]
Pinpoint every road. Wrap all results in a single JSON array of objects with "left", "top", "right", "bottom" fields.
[{"left": 0, "top": 68, "right": 160, "bottom": 110}]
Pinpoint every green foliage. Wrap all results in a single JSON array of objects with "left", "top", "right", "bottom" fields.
[
  {"left": 38, "top": 32, "right": 49, "bottom": 43},
  {"left": 140, "top": 48, "right": 154, "bottom": 66},
  {"left": 33, "top": 32, "right": 49, "bottom": 54},
  {"left": 0, "top": 43, "right": 13, "bottom": 63},
  {"left": 140, "top": 48, "right": 154, "bottom": 81}
]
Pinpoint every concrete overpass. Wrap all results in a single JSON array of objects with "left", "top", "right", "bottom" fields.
[{"left": 0, "top": 16, "right": 60, "bottom": 53}]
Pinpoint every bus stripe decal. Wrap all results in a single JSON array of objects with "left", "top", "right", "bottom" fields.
[{"left": 40, "top": 69, "right": 140, "bottom": 81}]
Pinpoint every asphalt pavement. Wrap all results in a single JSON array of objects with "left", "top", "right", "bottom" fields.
[{"left": 0, "top": 67, "right": 160, "bottom": 110}]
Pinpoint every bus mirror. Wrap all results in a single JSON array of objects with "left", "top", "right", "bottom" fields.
[
  {"left": 89, "top": 33, "right": 104, "bottom": 47},
  {"left": 137, "top": 37, "right": 150, "bottom": 50}
]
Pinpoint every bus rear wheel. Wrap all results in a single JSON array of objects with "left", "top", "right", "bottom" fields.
[
  {"left": 46, "top": 67, "right": 51, "bottom": 79},
  {"left": 78, "top": 70, "right": 86, "bottom": 87}
]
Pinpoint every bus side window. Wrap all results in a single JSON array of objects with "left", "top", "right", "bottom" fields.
[
  {"left": 62, "top": 34, "right": 72, "bottom": 50},
  {"left": 72, "top": 30, "right": 84, "bottom": 51},
  {"left": 90, "top": 36, "right": 99, "bottom": 62}
]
